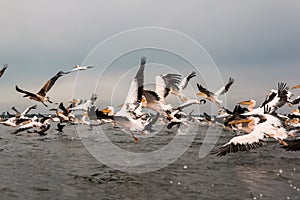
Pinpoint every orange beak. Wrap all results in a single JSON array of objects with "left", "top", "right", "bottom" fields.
[
  {"left": 228, "top": 119, "right": 252, "bottom": 125},
  {"left": 292, "top": 85, "right": 300, "bottom": 89}
]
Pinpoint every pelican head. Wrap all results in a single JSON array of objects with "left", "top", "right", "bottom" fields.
[{"left": 101, "top": 106, "right": 114, "bottom": 116}]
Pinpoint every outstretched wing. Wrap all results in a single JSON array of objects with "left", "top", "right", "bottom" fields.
[
  {"left": 212, "top": 128, "right": 265, "bottom": 156},
  {"left": 0, "top": 64, "right": 8, "bottom": 78},
  {"left": 155, "top": 74, "right": 181, "bottom": 100},
  {"left": 178, "top": 71, "right": 196, "bottom": 91},
  {"left": 215, "top": 77, "right": 234, "bottom": 96},
  {"left": 196, "top": 84, "right": 214, "bottom": 97},
  {"left": 37, "top": 71, "right": 64, "bottom": 97},
  {"left": 15, "top": 85, "right": 37, "bottom": 98}
]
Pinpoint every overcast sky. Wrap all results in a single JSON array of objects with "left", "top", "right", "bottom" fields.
[{"left": 0, "top": 0, "right": 299, "bottom": 114}]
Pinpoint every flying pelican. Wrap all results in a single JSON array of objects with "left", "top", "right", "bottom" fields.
[
  {"left": 13, "top": 116, "right": 52, "bottom": 135},
  {"left": 65, "top": 65, "right": 94, "bottom": 73},
  {"left": 105, "top": 57, "right": 150, "bottom": 143},
  {"left": 15, "top": 71, "right": 65, "bottom": 107},
  {"left": 196, "top": 77, "right": 234, "bottom": 109},
  {"left": 213, "top": 110, "right": 289, "bottom": 156},
  {"left": 0, "top": 64, "right": 8, "bottom": 78},
  {"left": 170, "top": 71, "right": 197, "bottom": 102},
  {"left": 141, "top": 73, "right": 181, "bottom": 115},
  {"left": 0, "top": 105, "right": 37, "bottom": 127},
  {"left": 70, "top": 94, "right": 97, "bottom": 112},
  {"left": 240, "top": 82, "right": 291, "bottom": 115}
]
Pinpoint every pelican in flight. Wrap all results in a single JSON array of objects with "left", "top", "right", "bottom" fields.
[
  {"left": 142, "top": 73, "right": 181, "bottom": 115},
  {"left": 15, "top": 71, "right": 65, "bottom": 107},
  {"left": 196, "top": 77, "right": 234, "bottom": 109},
  {"left": 0, "top": 64, "right": 8, "bottom": 78},
  {"left": 97, "top": 57, "right": 150, "bottom": 142},
  {"left": 70, "top": 94, "right": 97, "bottom": 112},
  {"left": 65, "top": 65, "right": 94, "bottom": 73},
  {"left": 170, "top": 71, "right": 197, "bottom": 102},
  {"left": 213, "top": 109, "right": 289, "bottom": 156},
  {"left": 240, "top": 82, "right": 291, "bottom": 115}
]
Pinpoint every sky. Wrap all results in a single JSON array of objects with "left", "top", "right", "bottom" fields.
[{"left": 0, "top": 0, "right": 299, "bottom": 114}]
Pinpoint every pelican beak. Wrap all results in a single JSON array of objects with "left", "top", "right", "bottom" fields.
[
  {"left": 238, "top": 100, "right": 252, "bottom": 105},
  {"left": 196, "top": 92, "right": 207, "bottom": 98},
  {"left": 228, "top": 119, "right": 252, "bottom": 125},
  {"left": 292, "top": 85, "right": 300, "bottom": 89},
  {"left": 101, "top": 108, "right": 111, "bottom": 113},
  {"left": 291, "top": 109, "right": 299, "bottom": 113}
]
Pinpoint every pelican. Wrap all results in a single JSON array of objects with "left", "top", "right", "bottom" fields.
[
  {"left": 70, "top": 94, "right": 97, "bottom": 112},
  {"left": 166, "top": 109, "right": 187, "bottom": 129},
  {"left": 0, "top": 105, "right": 37, "bottom": 127},
  {"left": 108, "top": 57, "right": 150, "bottom": 142},
  {"left": 196, "top": 77, "right": 234, "bottom": 109},
  {"left": 0, "top": 64, "right": 8, "bottom": 78},
  {"left": 171, "top": 71, "right": 197, "bottom": 102},
  {"left": 13, "top": 116, "right": 52, "bottom": 135},
  {"left": 142, "top": 73, "right": 181, "bottom": 115},
  {"left": 15, "top": 71, "right": 65, "bottom": 107},
  {"left": 213, "top": 111, "right": 289, "bottom": 156},
  {"left": 241, "top": 82, "right": 291, "bottom": 115},
  {"left": 66, "top": 65, "right": 94, "bottom": 73}
]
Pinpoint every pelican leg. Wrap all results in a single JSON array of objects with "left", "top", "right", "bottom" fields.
[{"left": 129, "top": 130, "right": 139, "bottom": 143}]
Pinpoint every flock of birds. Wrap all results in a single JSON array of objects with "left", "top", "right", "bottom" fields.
[{"left": 1, "top": 58, "right": 300, "bottom": 156}]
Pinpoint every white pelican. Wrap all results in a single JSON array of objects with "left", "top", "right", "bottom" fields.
[
  {"left": 171, "top": 71, "right": 196, "bottom": 102},
  {"left": 13, "top": 116, "right": 51, "bottom": 135},
  {"left": 0, "top": 64, "right": 8, "bottom": 78},
  {"left": 110, "top": 57, "right": 150, "bottom": 142},
  {"left": 0, "top": 105, "right": 37, "bottom": 127},
  {"left": 70, "top": 94, "right": 97, "bottom": 112},
  {"left": 241, "top": 82, "right": 291, "bottom": 115},
  {"left": 213, "top": 111, "right": 289, "bottom": 156},
  {"left": 165, "top": 109, "right": 187, "bottom": 129},
  {"left": 142, "top": 73, "right": 181, "bottom": 115},
  {"left": 15, "top": 71, "right": 65, "bottom": 107},
  {"left": 196, "top": 77, "right": 234, "bottom": 109},
  {"left": 65, "top": 65, "right": 94, "bottom": 73}
]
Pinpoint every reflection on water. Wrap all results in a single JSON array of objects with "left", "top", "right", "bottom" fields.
[{"left": 0, "top": 125, "right": 299, "bottom": 199}]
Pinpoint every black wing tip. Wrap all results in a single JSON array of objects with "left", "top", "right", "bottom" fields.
[
  {"left": 281, "top": 139, "right": 300, "bottom": 151},
  {"left": 212, "top": 142, "right": 264, "bottom": 156},
  {"left": 141, "top": 57, "right": 146, "bottom": 65},
  {"left": 187, "top": 71, "right": 197, "bottom": 79}
]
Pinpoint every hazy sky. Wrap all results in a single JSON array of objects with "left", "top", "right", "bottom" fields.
[{"left": 0, "top": 0, "right": 299, "bottom": 114}]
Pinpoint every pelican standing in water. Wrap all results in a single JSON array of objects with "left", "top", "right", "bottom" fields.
[{"left": 15, "top": 71, "right": 65, "bottom": 107}]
